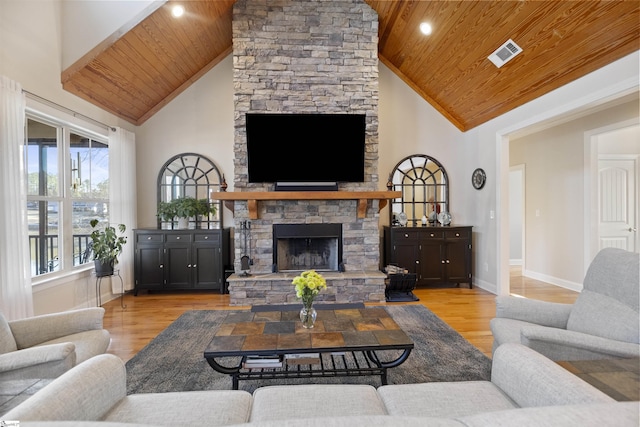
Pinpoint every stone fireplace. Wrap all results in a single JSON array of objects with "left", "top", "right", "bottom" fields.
[
  {"left": 273, "top": 224, "right": 343, "bottom": 272},
  {"left": 227, "top": 0, "right": 385, "bottom": 305}
]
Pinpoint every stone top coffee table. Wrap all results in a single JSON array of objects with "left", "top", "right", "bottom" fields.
[{"left": 204, "top": 307, "right": 414, "bottom": 389}]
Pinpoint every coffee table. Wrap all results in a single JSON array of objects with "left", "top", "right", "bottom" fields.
[
  {"left": 557, "top": 358, "right": 640, "bottom": 401},
  {"left": 204, "top": 307, "right": 414, "bottom": 390}
]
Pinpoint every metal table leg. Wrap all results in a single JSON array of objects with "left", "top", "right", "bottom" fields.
[{"left": 95, "top": 270, "right": 126, "bottom": 309}]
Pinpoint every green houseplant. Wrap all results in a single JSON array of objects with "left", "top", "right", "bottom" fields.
[
  {"left": 89, "top": 219, "right": 128, "bottom": 277},
  {"left": 157, "top": 197, "right": 216, "bottom": 229}
]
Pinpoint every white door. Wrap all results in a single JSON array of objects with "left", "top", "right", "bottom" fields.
[{"left": 598, "top": 157, "right": 638, "bottom": 252}]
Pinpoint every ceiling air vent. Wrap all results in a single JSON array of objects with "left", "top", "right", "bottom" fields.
[{"left": 488, "top": 39, "right": 522, "bottom": 68}]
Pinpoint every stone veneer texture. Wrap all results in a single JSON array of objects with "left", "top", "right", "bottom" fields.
[{"left": 232, "top": 0, "right": 380, "bottom": 276}]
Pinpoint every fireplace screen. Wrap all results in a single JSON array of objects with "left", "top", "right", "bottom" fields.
[{"left": 273, "top": 224, "right": 342, "bottom": 272}]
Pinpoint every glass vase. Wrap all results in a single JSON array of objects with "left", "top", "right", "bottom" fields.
[{"left": 300, "top": 305, "right": 317, "bottom": 329}]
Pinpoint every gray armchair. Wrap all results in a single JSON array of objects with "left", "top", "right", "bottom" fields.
[
  {"left": 491, "top": 247, "right": 639, "bottom": 361},
  {"left": 0, "top": 307, "right": 110, "bottom": 380}
]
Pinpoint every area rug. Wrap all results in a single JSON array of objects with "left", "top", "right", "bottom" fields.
[{"left": 125, "top": 305, "right": 492, "bottom": 394}]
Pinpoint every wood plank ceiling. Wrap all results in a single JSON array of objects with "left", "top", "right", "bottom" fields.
[{"left": 61, "top": 0, "right": 640, "bottom": 131}]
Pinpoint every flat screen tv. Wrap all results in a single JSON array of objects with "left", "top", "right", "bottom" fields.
[{"left": 246, "top": 113, "right": 366, "bottom": 186}]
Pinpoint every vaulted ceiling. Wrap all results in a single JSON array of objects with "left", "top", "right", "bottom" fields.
[{"left": 61, "top": 0, "right": 639, "bottom": 131}]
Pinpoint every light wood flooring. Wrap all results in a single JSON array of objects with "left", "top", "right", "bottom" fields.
[{"left": 102, "top": 267, "right": 579, "bottom": 362}]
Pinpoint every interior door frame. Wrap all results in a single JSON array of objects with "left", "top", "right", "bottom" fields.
[{"left": 584, "top": 118, "right": 639, "bottom": 267}]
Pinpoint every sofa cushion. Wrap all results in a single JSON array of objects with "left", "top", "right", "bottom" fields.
[
  {"left": 581, "top": 247, "right": 639, "bottom": 312},
  {"left": 567, "top": 290, "right": 639, "bottom": 344},
  {"left": 459, "top": 402, "right": 640, "bottom": 427},
  {"left": 231, "top": 415, "right": 463, "bottom": 427},
  {"left": 38, "top": 329, "right": 111, "bottom": 363},
  {"left": 103, "top": 390, "right": 253, "bottom": 427},
  {"left": 250, "top": 384, "right": 387, "bottom": 421},
  {"left": 0, "top": 312, "right": 18, "bottom": 354},
  {"left": 377, "top": 381, "right": 517, "bottom": 418}
]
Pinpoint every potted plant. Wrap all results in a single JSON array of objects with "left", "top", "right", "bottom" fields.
[
  {"left": 157, "top": 197, "right": 216, "bottom": 229},
  {"left": 89, "top": 219, "right": 128, "bottom": 277}
]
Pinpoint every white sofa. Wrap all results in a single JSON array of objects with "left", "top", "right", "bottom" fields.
[
  {"left": 5, "top": 343, "right": 638, "bottom": 426},
  {"left": 0, "top": 307, "right": 110, "bottom": 380},
  {"left": 491, "top": 247, "right": 640, "bottom": 360}
]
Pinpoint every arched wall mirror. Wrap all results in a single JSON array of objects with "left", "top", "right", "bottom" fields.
[
  {"left": 157, "top": 153, "right": 224, "bottom": 229},
  {"left": 389, "top": 154, "right": 449, "bottom": 226}
]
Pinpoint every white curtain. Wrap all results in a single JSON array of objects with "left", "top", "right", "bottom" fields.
[
  {"left": 0, "top": 76, "right": 34, "bottom": 320},
  {"left": 108, "top": 127, "right": 137, "bottom": 292}
]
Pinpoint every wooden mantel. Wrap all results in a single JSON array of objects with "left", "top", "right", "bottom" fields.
[{"left": 211, "top": 191, "right": 401, "bottom": 219}]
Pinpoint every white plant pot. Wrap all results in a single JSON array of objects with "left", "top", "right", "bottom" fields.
[{"left": 177, "top": 217, "right": 189, "bottom": 229}]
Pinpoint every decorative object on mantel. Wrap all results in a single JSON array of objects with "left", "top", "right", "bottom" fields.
[
  {"left": 292, "top": 270, "right": 327, "bottom": 328},
  {"left": 157, "top": 197, "right": 216, "bottom": 230},
  {"left": 89, "top": 219, "right": 127, "bottom": 277},
  {"left": 220, "top": 175, "right": 228, "bottom": 192}
]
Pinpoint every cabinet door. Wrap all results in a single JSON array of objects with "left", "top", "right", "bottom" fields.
[
  {"left": 388, "top": 229, "right": 421, "bottom": 273},
  {"left": 418, "top": 230, "right": 445, "bottom": 285},
  {"left": 192, "top": 243, "right": 221, "bottom": 289},
  {"left": 444, "top": 229, "right": 472, "bottom": 284},
  {"left": 165, "top": 244, "right": 192, "bottom": 288},
  {"left": 135, "top": 245, "right": 164, "bottom": 291},
  {"left": 418, "top": 240, "right": 443, "bottom": 284}
]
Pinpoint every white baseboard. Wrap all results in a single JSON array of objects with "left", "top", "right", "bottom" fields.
[
  {"left": 522, "top": 269, "right": 583, "bottom": 292},
  {"left": 509, "top": 259, "right": 523, "bottom": 266},
  {"left": 473, "top": 277, "right": 497, "bottom": 295}
]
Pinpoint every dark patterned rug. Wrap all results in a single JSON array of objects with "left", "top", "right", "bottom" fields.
[{"left": 125, "top": 305, "right": 492, "bottom": 394}]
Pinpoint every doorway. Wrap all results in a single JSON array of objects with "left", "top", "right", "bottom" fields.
[{"left": 587, "top": 122, "right": 640, "bottom": 257}]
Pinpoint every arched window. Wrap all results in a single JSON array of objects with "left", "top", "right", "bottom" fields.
[
  {"left": 388, "top": 154, "right": 449, "bottom": 226},
  {"left": 157, "top": 153, "right": 224, "bottom": 229}
]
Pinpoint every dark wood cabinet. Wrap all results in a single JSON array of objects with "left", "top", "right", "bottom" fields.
[
  {"left": 384, "top": 226, "right": 472, "bottom": 287},
  {"left": 134, "top": 229, "right": 229, "bottom": 294}
]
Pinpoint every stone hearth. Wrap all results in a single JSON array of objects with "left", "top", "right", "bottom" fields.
[{"left": 228, "top": 271, "right": 386, "bottom": 306}]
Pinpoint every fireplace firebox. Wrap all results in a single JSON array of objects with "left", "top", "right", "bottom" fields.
[{"left": 273, "top": 224, "right": 343, "bottom": 272}]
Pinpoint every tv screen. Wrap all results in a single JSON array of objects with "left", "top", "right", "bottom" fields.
[{"left": 246, "top": 113, "right": 366, "bottom": 184}]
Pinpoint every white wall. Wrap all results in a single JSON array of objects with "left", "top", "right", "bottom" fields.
[
  {"left": 61, "top": 0, "right": 160, "bottom": 69},
  {"left": 0, "top": 0, "right": 135, "bottom": 314},
  {"left": 510, "top": 100, "right": 639, "bottom": 290},
  {"left": 135, "top": 55, "right": 236, "bottom": 229},
  {"left": 463, "top": 51, "right": 639, "bottom": 295},
  {"left": 508, "top": 167, "right": 523, "bottom": 264}
]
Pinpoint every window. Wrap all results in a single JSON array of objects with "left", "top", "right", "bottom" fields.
[{"left": 26, "top": 116, "right": 109, "bottom": 277}]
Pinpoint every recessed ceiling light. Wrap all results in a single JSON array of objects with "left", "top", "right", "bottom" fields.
[
  {"left": 171, "top": 5, "right": 184, "bottom": 18},
  {"left": 419, "top": 22, "right": 432, "bottom": 36}
]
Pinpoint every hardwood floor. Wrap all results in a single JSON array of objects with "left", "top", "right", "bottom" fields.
[{"left": 101, "top": 267, "right": 578, "bottom": 362}]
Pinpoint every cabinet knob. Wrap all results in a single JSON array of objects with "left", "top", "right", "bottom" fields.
[
  {"left": 455, "top": 233, "right": 460, "bottom": 237},
  {"left": 416, "top": 260, "right": 419, "bottom": 264},
  {"left": 187, "top": 264, "right": 191, "bottom": 268},
  {"left": 446, "top": 260, "right": 450, "bottom": 264},
  {"left": 404, "top": 233, "right": 409, "bottom": 238},
  {"left": 204, "top": 236, "right": 209, "bottom": 239},
  {"left": 176, "top": 236, "right": 181, "bottom": 240},
  {"left": 160, "top": 264, "right": 163, "bottom": 268},
  {"left": 147, "top": 236, "right": 152, "bottom": 240},
  {"left": 193, "top": 264, "right": 197, "bottom": 267},
  {"left": 441, "top": 260, "right": 445, "bottom": 264},
  {"left": 430, "top": 233, "right": 435, "bottom": 237}
]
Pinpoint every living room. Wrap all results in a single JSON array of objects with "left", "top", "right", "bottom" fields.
[
  {"left": 1, "top": 0, "right": 638, "bottom": 316},
  {"left": 1, "top": 1, "right": 639, "bottom": 424}
]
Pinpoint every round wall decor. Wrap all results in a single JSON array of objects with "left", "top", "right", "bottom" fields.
[{"left": 472, "top": 168, "right": 486, "bottom": 190}]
